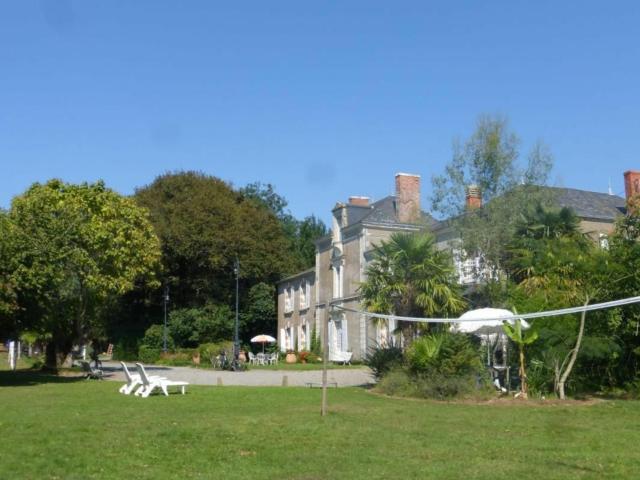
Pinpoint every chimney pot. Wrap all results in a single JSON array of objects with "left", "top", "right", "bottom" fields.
[
  {"left": 348, "top": 196, "right": 370, "bottom": 207},
  {"left": 465, "top": 185, "right": 482, "bottom": 210},
  {"left": 395, "top": 173, "right": 421, "bottom": 223}
]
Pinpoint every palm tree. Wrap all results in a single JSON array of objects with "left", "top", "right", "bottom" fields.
[
  {"left": 502, "top": 318, "right": 539, "bottom": 398},
  {"left": 514, "top": 204, "right": 582, "bottom": 240},
  {"left": 359, "top": 232, "right": 466, "bottom": 343}
]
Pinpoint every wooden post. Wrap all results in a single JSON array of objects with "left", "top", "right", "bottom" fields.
[{"left": 321, "top": 306, "right": 331, "bottom": 416}]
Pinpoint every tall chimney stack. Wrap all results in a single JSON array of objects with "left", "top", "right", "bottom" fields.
[
  {"left": 395, "top": 173, "right": 421, "bottom": 223},
  {"left": 465, "top": 185, "right": 482, "bottom": 210},
  {"left": 624, "top": 171, "right": 640, "bottom": 201}
]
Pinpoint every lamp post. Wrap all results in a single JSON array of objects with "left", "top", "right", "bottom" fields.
[
  {"left": 233, "top": 257, "right": 240, "bottom": 370},
  {"left": 163, "top": 284, "right": 170, "bottom": 353}
]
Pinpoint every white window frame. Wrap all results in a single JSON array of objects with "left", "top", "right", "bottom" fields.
[
  {"left": 284, "top": 285, "right": 294, "bottom": 313},
  {"left": 299, "top": 280, "right": 308, "bottom": 309}
]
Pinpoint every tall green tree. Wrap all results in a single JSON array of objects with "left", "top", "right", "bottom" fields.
[
  {"left": 360, "top": 232, "right": 466, "bottom": 342},
  {"left": 240, "top": 182, "right": 327, "bottom": 270},
  {"left": 0, "top": 211, "right": 18, "bottom": 334},
  {"left": 240, "top": 282, "right": 277, "bottom": 341},
  {"left": 431, "top": 115, "right": 554, "bottom": 278},
  {"left": 506, "top": 206, "right": 609, "bottom": 399},
  {"left": 7, "top": 180, "right": 161, "bottom": 369},
  {"left": 135, "top": 172, "right": 292, "bottom": 307},
  {"left": 604, "top": 196, "right": 640, "bottom": 384}
]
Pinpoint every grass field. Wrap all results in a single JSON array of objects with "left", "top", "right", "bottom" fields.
[{"left": 1, "top": 370, "right": 639, "bottom": 480}]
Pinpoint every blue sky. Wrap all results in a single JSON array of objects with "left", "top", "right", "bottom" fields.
[{"left": 1, "top": 1, "right": 639, "bottom": 223}]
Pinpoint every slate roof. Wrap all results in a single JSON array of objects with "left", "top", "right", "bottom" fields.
[
  {"left": 350, "top": 195, "right": 438, "bottom": 228},
  {"left": 547, "top": 186, "right": 626, "bottom": 221}
]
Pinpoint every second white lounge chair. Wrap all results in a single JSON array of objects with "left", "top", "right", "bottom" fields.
[
  {"left": 119, "top": 362, "right": 167, "bottom": 395},
  {"left": 134, "top": 363, "right": 189, "bottom": 397}
]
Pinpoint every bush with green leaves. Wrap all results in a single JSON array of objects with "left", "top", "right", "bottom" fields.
[
  {"left": 406, "top": 332, "right": 483, "bottom": 377},
  {"left": 157, "top": 349, "right": 195, "bottom": 366},
  {"left": 376, "top": 332, "right": 488, "bottom": 400},
  {"left": 198, "top": 340, "right": 234, "bottom": 367},
  {"left": 138, "top": 324, "right": 174, "bottom": 363},
  {"left": 377, "top": 367, "right": 417, "bottom": 396},
  {"left": 138, "top": 345, "right": 161, "bottom": 364},
  {"left": 140, "top": 324, "right": 174, "bottom": 351},
  {"left": 168, "top": 304, "right": 233, "bottom": 348},
  {"left": 365, "top": 345, "right": 404, "bottom": 380}
]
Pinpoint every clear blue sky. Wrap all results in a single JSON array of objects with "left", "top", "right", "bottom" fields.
[{"left": 1, "top": 1, "right": 639, "bottom": 223}]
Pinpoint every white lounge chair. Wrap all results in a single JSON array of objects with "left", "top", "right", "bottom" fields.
[
  {"left": 134, "top": 363, "right": 189, "bottom": 397},
  {"left": 119, "top": 362, "right": 166, "bottom": 395},
  {"left": 330, "top": 351, "right": 353, "bottom": 365}
]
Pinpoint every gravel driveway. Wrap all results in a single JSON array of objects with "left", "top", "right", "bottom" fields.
[{"left": 102, "top": 361, "right": 374, "bottom": 387}]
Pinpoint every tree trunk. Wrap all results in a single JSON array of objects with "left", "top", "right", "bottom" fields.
[
  {"left": 519, "top": 345, "right": 528, "bottom": 398},
  {"left": 44, "top": 342, "right": 58, "bottom": 372},
  {"left": 557, "top": 297, "right": 589, "bottom": 400},
  {"left": 43, "top": 338, "right": 74, "bottom": 372}
]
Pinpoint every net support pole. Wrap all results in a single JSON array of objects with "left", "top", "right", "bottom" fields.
[{"left": 321, "top": 306, "right": 331, "bottom": 417}]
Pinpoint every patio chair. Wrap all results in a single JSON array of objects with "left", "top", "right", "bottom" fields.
[
  {"left": 248, "top": 352, "right": 257, "bottom": 365},
  {"left": 80, "top": 360, "right": 103, "bottom": 380},
  {"left": 118, "top": 362, "right": 166, "bottom": 395},
  {"left": 256, "top": 352, "right": 266, "bottom": 365},
  {"left": 267, "top": 352, "right": 278, "bottom": 365},
  {"left": 134, "top": 363, "right": 189, "bottom": 398}
]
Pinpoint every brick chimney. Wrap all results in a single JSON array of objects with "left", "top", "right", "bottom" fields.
[
  {"left": 395, "top": 173, "right": 421, "bottom": 223},
  {"left": 348, "top": 196, "right": 370, "bottom": 207},
  {"left": 465, "top": 185, "right": 482, "bottom": 210},
  {"left": 624, "top": 171, "right": 640, "bottom": 201}
]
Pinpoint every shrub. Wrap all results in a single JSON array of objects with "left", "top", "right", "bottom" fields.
[
  {"left": 138, "top": 345, "right": 161, "bottom": 364},
  {"left": 413, "top": 372, "right": 488, "bottom": 400},
  {"left": 310, "top": 324, "right": 322, "bottom": 356},
  {"left": 406, "top": 332, "right": 483, "bottom": 377},
  {"left": 199, "top": 341, "right": 234, "bottom": 367},
  {"left": 157, "top": 349, "right": 194, "bottom": 366},
  {"left": 377, "top": 367, "right": 416, "bottom": 397},
  {"left": 405, "top": 333, "right": 444, "bottom": 373},
  {"left": 298, "top": 350, "right": 311, "bottom": 363},
  {"left": 168, "top": 304, "right": 234, "bottom": 348},
  {"left": 112, "top": 339, "right": 140, "bottom": 361},
  {"left": 365, "top": 345, "right": 404, "bottom": 380},
  {"left": 140, "top": 324, "right": 174, "bottom": 351}
]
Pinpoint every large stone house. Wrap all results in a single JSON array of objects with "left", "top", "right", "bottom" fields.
[{"left": 277, "top": 171, "right": 633, "bottom": 361}]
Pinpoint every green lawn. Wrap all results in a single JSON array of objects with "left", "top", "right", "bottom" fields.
[{"left": 1, "top": 371, "right": 639, "bottom": 479}]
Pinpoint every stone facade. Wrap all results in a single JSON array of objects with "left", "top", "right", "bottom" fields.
[{"left": 277, "top": 173, "right": 430, "bottom": 361}]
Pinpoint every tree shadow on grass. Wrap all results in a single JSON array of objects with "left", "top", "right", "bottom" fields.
[{"left": 0, "top": 369, "right": 90, "bottom": 387}]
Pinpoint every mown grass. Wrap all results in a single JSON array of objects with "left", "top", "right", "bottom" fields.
[{"left": 1, "top": 370, "right": 639, "bottom": 479}]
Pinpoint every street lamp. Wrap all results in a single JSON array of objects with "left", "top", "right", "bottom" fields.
[
  {"left": 233, "top": 257, "right": 240, "bottom": 370},
  {"left": 163, "top": 284, "right": 170, "bottom": 353}
]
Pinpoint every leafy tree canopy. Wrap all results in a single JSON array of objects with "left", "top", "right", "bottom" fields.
[
  {"left": 240, "top": 182, "right": 327, "bottom": 270},
  {"left": 6, "top": 179, "right": 161, "bottom": 367},
  {"left": 134, "top": 172, "right": 293, "bottom": 306},
  {"left": 431, "top": 115, "right": 554, "bottom": 276}
]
